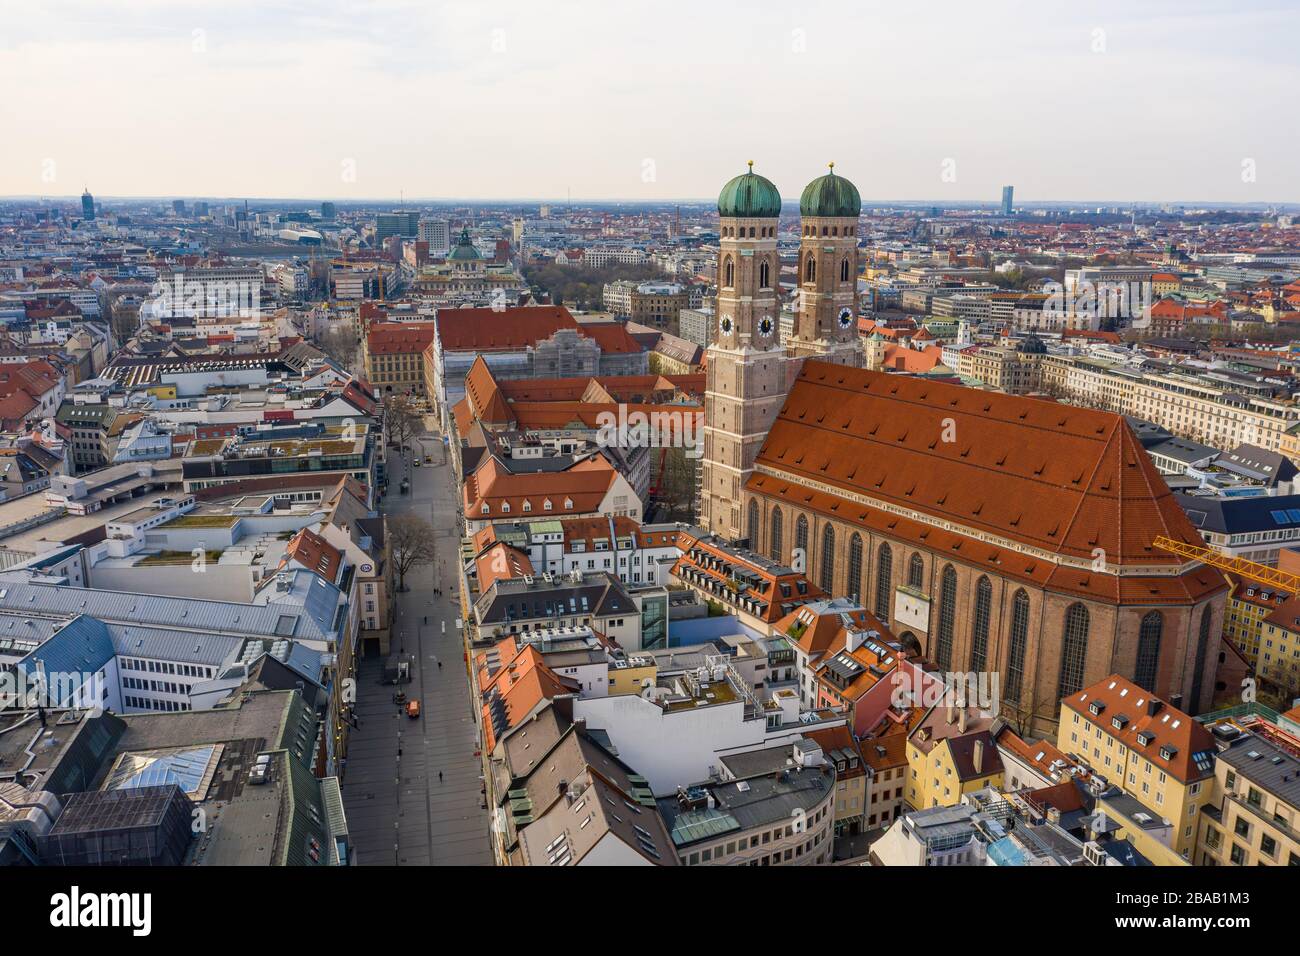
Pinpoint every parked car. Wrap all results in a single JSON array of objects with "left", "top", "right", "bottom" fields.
[{"left": 406, "top": 699, "right": 421, "bottom": 719}]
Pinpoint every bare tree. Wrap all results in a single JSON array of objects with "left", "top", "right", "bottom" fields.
[
  {"left": 384, "top": 394, "right": 424, "bottom": 456},
  {"left": 389, "top": 515, "right": 437, "bottom": 591},
  {"left": 320, "top": 327, "right": 361, "bottom": 374}
]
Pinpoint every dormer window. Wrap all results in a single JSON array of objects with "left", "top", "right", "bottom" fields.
[
  {"left": 1111, "top": 715, "right": 1129, "bottom": 731},
  {"left": 501, "top": 502, "right": 510, "bottom": 513},
  {"left": 1136, "top": 730, "right": 1154, "bottom": 746},
  {"left": 480, "top": 503, "right": 490, "bottom": 515},
  {"left": 544, "top": 499, "right": 553, "bottom": 511},
  {"left": 1089, "top": 701, "right": 1105, "bottom": 717},
  {"left": 522, "top": 500, "right": 532, "bottom": 512},
  {"left": 564, "top": 498, "right": 573, "bottom": 510}
]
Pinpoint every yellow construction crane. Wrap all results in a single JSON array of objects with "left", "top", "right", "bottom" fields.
[{"left": 1153, "top": 535, "right": 1300, "bottom": 593}]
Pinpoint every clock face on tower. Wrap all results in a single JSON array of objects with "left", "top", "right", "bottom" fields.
[
  {"left": 757, "top": 315, "right": 774, "bottom": 338},
  {"left": 719, "top": 314, "right": 734, "bottom": 337},
  {"left": 838, "top": 307, "right": 854, "bottom": 330}
]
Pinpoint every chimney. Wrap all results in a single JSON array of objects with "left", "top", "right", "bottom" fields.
[
  {"left": 958, "top": 706, "right": 968, "bottom": 734},
  {"left": 946, "top": 704, "right": 956, "bottom": 725},
  {"left": 973, "top": 738, "right": 985, "bottom": 775},
  {"left": 1147, "top": 697, "right": 1163, "bottom": 718}
]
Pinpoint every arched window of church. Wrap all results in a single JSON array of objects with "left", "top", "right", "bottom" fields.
[
  {"left": 935, "top": 565, "right": 957, "bottom": 671},
  {"left": 840, "top": 258, "right": 851, "bottom": 283},
  {"left": 746, "top": 499, "right": 759, "bottom": 547},
  {"left": 1057, "top": 603, "right": 1090, "bottom": 700},
  {"left": 1005, "top": 590, "right": 1030, "bottom": 703},
  {"left": 875, "top": 543, "right": 892, "bottom": 622},
  {"left": 821, "top": 226, "right": 828, "bottom": 237},
  {"left": 769, "top": 507, "right": 783, "bottom": 562},
  {"left": 748, "top": 227, "right": 755, "bottom": 238},
  {"left": 908, "top": 554, "right": 924, "bottom": 589},
  {"left": 804, "top": 256, "right": 816, "bottom": 283},
  {"left": 819, "top": 525, "right": 835, "bottom": 593},
  {"left": 1188, "top": 606, "right": 1213, "bottom": 710},
  {"left": 847, "top": 533, "right": 864, "bottom": 605},
  {"left": 759, "top": 260, "right": 770, "bottom": 289},
  {"left": 970, "top": 577, "right": 992, "bottom": 671},
  {"left": 724, "top": 257, "right": 734, "bottom": 288},
  {"left": 1135, "top": 611, "right": 1162, "bottom": 691},
  {"left": 795, "top": 514, "right": 809, "bottom": 558}
]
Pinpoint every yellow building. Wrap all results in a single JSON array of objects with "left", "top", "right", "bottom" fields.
[
  {"left": 1151, "top": 273, "right": 1181, "bottom": 297},
  {"left": 1224, "top": 577, "right": 1288, "bottom": 667},
  {"left": 1058, "top": 674, "right": 1217, "bottom": 859},
  {"left": 606, "top": 657, "right": 656, "bottom": 696},
  {"left": 805, "top": 725, "right": 868, "bottom": 837},
  {"left": 1198, "top": 718, "right": 1300, "bottom": 866},
  {"left": 1255, "top": 595, "right": 1300, "bottom": 704},
  {"left": 905, "top": 705, "right": 1004, "bottom": 810},
  {"left": 1095, "top": 793, "right": 1191, "bottom": 866},
  {"left": 364, "top": 322, "right": 437, "bottom": 399}
]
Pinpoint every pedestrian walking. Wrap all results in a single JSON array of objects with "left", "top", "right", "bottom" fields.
[
  {"left": 438, "top": 771, "right": 443, "bottom": 782},
  {"left": 437, "top": 661, "right": 442, "bottom": 670}
]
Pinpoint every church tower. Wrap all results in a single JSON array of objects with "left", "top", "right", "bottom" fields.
[
  {"left": 700, "top": 163, "right": 787, "bottom": 542},
  {"left": 788, "top": 164, "right": 864, "bottom": 368}
]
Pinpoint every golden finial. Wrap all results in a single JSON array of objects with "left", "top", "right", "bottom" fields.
[
  {"left": 747, "top": 160, "right": 754, "bottom": 171},
  {"left": 828, "top": 161, "right": 835, "bottom": 172}
]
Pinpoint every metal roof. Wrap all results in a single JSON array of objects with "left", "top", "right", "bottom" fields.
[{"left": 0, "top": 571, "right": 342, "bottom": 646}]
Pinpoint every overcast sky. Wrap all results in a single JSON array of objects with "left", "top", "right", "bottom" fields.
[{"left": 3, "top": 0, "right": 1296, "bottom": 204}]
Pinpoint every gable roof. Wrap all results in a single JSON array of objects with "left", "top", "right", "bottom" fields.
[
  {"left": 749, "top": 361, "right": 1225, "bottom": 605},
  {"left": 1062, "top": 673, "right": 1216, "bottom": 783}
]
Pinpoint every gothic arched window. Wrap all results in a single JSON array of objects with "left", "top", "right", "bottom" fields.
[
  {"left": 840, "top": 258, "right": 851, "bottom": 282},
  {"left": 769, "top": 507, "right": 783, "bottom": 563},
  {"left": 746, "top": 499, "right": 759, "bottom": 547},
  {"left": 1134, "top": 611, "right": 1163, "bottom": 691},
  {"left": 847, "top": 533, "right": 864, "bottom": 605},
  {"left": 970, "top": 577, "right": 992, "bottom": 671},
  {"left": 875, "top": 543, "right": 892, "bottom": 621},
  {"left": 819, "top": 525, "right": 835, "bottom": 593},
  {"left": 795, "top": 514, "right": 809, "bottom": 559},
  {"left": 935, "top": 566, "right": 957, "bottom": 670},
  {"left": 759, "top": 260, "right": 770, "bottom": 289},
  {"left": 724, "top": 256, "right": 734, "bottom": 288},
  {"left": 804, "top": 255, "right": 816, "bottom": 283},
  {"left": 1057, "top": 603, "right": 1090, "bottom": 700},
  {"left": 1005, "top": 590, "right": 1030, "bottom": 702},
  {"left": 908, "top": 554, "right": 924, "bottom": 589}
]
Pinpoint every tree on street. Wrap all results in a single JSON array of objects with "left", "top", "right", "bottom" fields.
[
  {"left": 389, "top": 515, "right": 438, "bottom": 591},
  {"left": 384, "top": 394, "right": 424, "bottom": 457}
]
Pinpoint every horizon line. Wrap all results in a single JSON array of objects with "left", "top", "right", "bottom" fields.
[{"left": 6, "top": 193, "right": 1298, "bottom": 210}]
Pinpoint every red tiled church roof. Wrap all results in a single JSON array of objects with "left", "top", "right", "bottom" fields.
[{"left": 747, "top": 361, "right": 1225, "bottom": 605}]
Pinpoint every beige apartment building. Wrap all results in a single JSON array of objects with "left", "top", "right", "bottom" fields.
[
  {"left": 1198, "top": 729, "right": 1300, "bottom": 866},
  {"left": 1031, "top": 355, "right": 1300, "bottom": 454}
]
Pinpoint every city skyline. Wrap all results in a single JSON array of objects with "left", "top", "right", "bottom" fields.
[{"left": 4, "top": 0, "right": 1298, "bottom": 203}]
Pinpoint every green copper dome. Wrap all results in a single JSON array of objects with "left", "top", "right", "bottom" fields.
[
  {"left": 717, "top": 162, "right": 782, "bottom": 219},
  {"left": 800, "top": 164, "right": 861, "bottom": 218},
  {"left": 449, "top": 227, "right": 481, "bottom": 260}
]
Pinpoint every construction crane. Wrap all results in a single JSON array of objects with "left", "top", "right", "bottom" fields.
[{"left": 1153, "top": 535, "right": 1300, "bottom": 594}]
